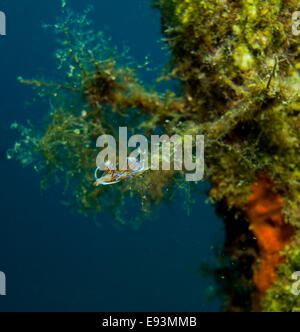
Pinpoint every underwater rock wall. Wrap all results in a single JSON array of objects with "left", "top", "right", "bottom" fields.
[{"left": 157, "top": 0, "right": 300, "bottom": 311}]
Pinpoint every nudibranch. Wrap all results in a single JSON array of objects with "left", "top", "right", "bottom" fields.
[{"left": 94, "top": 157, "right": 147, "bottom": 186}]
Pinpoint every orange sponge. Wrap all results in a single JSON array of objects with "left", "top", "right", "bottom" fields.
[{"left": 246, "top": 172, "right": 294, "bottom": 299}]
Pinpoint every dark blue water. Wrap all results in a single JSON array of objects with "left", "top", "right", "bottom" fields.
[{"left": 0, "top": 0, "right": 223, "bottom": 312}]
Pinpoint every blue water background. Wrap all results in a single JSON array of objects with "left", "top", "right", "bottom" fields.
[{"left": 0, "top": 0, "right": 224, "bottom": 312}]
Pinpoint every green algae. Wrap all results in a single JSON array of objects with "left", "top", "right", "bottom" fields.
[
  {"left": 157, "top": 0, "right": 300, "bottom": 220},
  {"left": 8, "top": 0, "right": 300, "bottom": 311},
  {"left": 157, "top": 0, "right": 300, "bottom": 312},
  {"left": 8, "top": 3, "right": 187, "bottom": 225},
  {"left": 263, "top": 237, "right": 300, "bottom": 312}
]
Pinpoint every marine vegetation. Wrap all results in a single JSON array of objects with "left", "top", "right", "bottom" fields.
[{"left": 8, "top": 0, "right": 300, "bottom": 311}]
